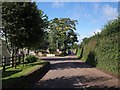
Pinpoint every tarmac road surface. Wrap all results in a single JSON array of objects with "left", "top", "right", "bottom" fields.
[{"left": 31, "top": 55, "right": 119, "bottom": 89}]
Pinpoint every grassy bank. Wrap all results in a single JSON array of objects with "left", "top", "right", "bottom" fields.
[
  {"left": 2, "top": 60, "right": 48, "bottom": 87},
  {"left": 77, "top": 18, "right": 119, "bottom": 76}
]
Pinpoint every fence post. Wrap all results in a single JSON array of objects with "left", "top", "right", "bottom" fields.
[
  {"left": 10, "top": 57, "right": 12, "bottom": 66},
  {"left": 14, "top": 55, "right": 17, "bottom": 69},
  {"left": 12, "top": 56, "right": 14, "bottom": 67},
  {"left": 22, "top": 54, "right": 24, "bottom": 66},
  {"left": 18, "top": 54, "right": 21, "bottom": 64},
  {"left": 2, "top": 56, "right": 6, "bottom": 71}
]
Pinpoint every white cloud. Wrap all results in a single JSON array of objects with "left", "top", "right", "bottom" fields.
[
  {"left": 71, "top": 12, "right": 81, "bottom": 20},
  {"left": 89, "top": 29, "right": 101, "bottom": 36},
  {"left": 69, "top": 4, "right": 91, "bottom": 20},
  {"left": 70, "top": 4, "right": 83, "bottom": 20},
  {"left": 52, "top": 2, "right": 64, "bottom": 8},
  {"left": 77, "top": 34, "right": 86, "bottom": 43},
  {"left": 102, "top": 4, "right": 118, "bottom": 19},
  {"left": 77, "top": 29, "right": 101, "bottom": 43},
  {"left": 93, "top": 29, "right": 101, "bottom": 35}
]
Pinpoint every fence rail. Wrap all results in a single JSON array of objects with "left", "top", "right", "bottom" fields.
[{"left": 1, "top": 54, "right": 28, "bottom": 71}]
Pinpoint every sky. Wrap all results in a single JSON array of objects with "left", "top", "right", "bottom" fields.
[{"left": 36, "top": 2, "right": 118, "bottom": 43}]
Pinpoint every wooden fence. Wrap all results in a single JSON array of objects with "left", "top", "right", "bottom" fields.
[{"left": 1, "top": 54, "right": 28, "bottom": 71}]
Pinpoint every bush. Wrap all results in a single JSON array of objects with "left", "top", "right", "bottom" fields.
[
  {"left": 76, "top": 47, "right": 83, "bottom": 59},
  {"left": 25, "top": 55, "right": 38, "bottom": 63},
  {"left": 49, "top": 48, "right": 56, "bottom": 53},
  {"left": 59, "top": 51, "right": 67, "bottom": 56},
  {"left": 76, "top": 48, "right": 81, "bottom": 57},
  {"left": 85, "top": 51, "right": 98, "bottom": 67}
]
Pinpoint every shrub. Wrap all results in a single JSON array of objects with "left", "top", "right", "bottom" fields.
[
  {"left": 59, "top": 51, "right": 67, "bottom": 56},
  {"left": 85, "top": 51, "right": 98, "bottom": 67},
  {"left": 25, "top": 55, "right": 38, "bottom": 63},
  {"left": 49, "top": 48, "right": 56, "bottom": 53},
  {"left": 76, "top": 47, "right": 83, "bottom": 59}
]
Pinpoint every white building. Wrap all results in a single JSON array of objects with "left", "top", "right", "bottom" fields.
[
  {"left": 0, "top": 38, "right": 11, "bottom": 57},
  {"left": 0, "top": 38, "right": 11, "bottom": 65}
]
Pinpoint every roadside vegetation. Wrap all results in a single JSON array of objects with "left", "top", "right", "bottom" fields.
[
  {"left": 48, "top": 18, "right": 78, "bottom": 55},
  {"left": 2, "top": 55, "right": 48, "bottom": 87},
  {"left": 76, "top": 17, "right": 119, "bottom": 76},
  {"left": 1, "top": 2, "right": 78, "bottom": 87},
  {"left": 1, "top": 3, "right": 50, "bottom": 86},
  {"left": 1, "top": 2, "right": 78, "bottom": 57}
]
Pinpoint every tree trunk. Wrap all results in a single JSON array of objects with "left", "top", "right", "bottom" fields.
[
  {"left": 11, "top": 47, "right": 15, "bottom": 67},
  {"left": 63, "top": 41, "right": 67, "bottom": 55},
  {"left": 15, "top": 47, "right": 19, "bottom": 55},
  {"left": 4, "top": 28, "right": 11, "bottom": 54},
  {"left": 27, "top": 47, "right": 29, "bottom": 55}
]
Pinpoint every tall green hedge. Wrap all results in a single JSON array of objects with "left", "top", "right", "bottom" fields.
[{"left": 77, "top": 17, "right": 119, "bottom": 75}]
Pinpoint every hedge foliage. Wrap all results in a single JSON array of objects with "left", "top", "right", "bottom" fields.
[
  {"left": 25, "top": 55, "right": 38, "bottom": 63},
  {"left": 77, "top": 17, "right": 119, "bottom": 75}
]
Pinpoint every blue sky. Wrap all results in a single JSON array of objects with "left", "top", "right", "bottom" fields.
[{"left": 36, "top": 2, "right": 118, "bottom": 43}]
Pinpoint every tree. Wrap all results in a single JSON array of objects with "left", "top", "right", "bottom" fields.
[
  {"left": 30, "top": 10, "right": 49, "bottom": 51},
  {"left": 32, "top": 30, "right": 50, "bottom": 51},
  {"left": 66, "top": 30, "right": 78, "bottom": 48},
  {"left": 49, "top": 18, "right": 78, "bottom": 55},
  {"left": 2, "top": 2, "right": 48, "bottom": 55}
]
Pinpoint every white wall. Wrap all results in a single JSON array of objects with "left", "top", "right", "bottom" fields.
[{"left": 1, "top": 39, "right": 11, "bottom": 57}]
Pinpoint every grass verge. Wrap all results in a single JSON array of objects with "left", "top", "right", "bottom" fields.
[{"left": 2, "top": 60, "right": 48, "bottom": 87}]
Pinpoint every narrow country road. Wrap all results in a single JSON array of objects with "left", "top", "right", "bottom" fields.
[{"left": 31, "top": 55, "right": 119, "bottom": 89}]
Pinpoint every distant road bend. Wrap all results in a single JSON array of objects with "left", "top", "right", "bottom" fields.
[{"left": 31, "top": 55, "right": 119, "bottom": 89}]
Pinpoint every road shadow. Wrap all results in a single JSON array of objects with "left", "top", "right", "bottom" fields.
[
  {"left": 33, "top": 75, "right": 117, "bottom": 89},
  {"left": 2, "top": 70, "right": 22, "bottom": 78},
  {"left": 39, "top": 56, "right": 80, "bottom": 62},
  {"left": 51, "top": 62, "right": 92, "bottom": 70},
  {"left": 40, "top": 55, "right": 93, "bottom": 70}
]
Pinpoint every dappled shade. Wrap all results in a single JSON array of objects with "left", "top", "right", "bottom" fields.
[
  {"left": 2, "top": 70, "right": 22, "bottom": 78},
  {"left": 51, "top": 62, "right": 92, "bottom": 70},
  {"left": 34, "top": 75, "right": 116, "bottom": 89}
]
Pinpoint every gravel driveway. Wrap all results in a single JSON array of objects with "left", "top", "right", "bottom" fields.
[{"left": 32, "top": 55, "right": 119, "bottom": 89}]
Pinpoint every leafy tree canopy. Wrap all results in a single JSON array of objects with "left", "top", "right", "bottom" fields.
[{"left": 2, "top": 2, "right": 48, "bottom": 50}]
